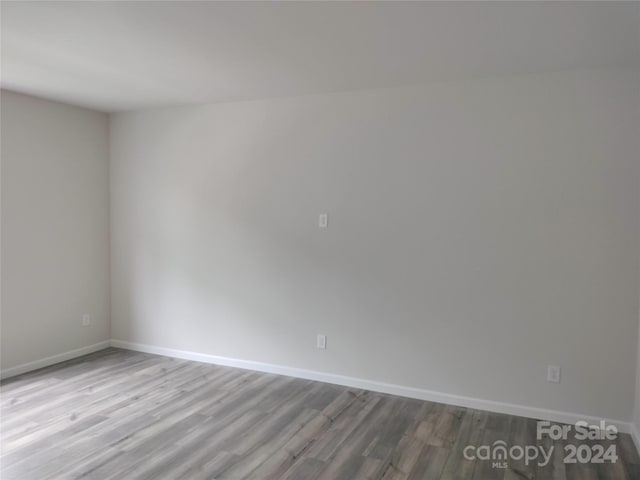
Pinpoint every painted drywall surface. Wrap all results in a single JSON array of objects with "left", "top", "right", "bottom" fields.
[
  {"left": 636, "top": 295, "right": 640, "bottom": 437},
  {"left": 1, "top": 90, "right": 110, "bottom": 370},
  {"left": 634, "top": 76, "right": 640, "bottom": 440},
  {"left": 636, "top": 315, "right": 640, "bottom": 437},
  {"left": 110, "top": 69, "right": 640, "bottom": 422}
]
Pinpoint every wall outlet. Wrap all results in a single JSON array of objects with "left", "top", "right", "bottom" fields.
[
  {"left": 82, "top": 314, "right": 91, "bottom": 327},
  {"left": 317, "top": 334, "right": 327, "bottom": 350},
  {"left": 318, "top": 213, "right": 328, "bottom": 228},
  {"left": 547, "top": 365, "right": 561, "bottom": 383}
]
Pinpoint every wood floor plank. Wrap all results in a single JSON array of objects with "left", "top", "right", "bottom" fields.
[
  {"left": 470, "top": 412, "right": 511, "bottom": 480},
  {"left": 534, "top": 428, "right": 567, "bottom": 480},
  {"left": 1, "top": 348, "right": 637, "bottom": 480},
  {"left": 504, "top": 416, "right": 537, "bottom": 480},
  {"left": 405, "top": 445, "right": 450, "bottom": 480},
  {"left": 439, "top": 409, "right": 487, "bottom": 480}
]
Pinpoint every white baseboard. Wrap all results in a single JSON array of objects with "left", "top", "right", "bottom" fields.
[
  {"left": 0, "top": 340, "right": 111, "bottom": 380},
  {"left": 110, "top": 339, "right": 633, "bottom": 435}
]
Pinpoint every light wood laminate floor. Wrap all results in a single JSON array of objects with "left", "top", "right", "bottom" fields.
[{"left": 1, "top": 348, "right": 638, "bottom": 480}]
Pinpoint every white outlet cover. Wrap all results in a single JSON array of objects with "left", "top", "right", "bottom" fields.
[
  {"left": 547, "top": 365, "right": 561, "bottom": 383},
  {"left": 317, "top": 334, "right": 327, "bottom": 349},
  {"left": 318, "top": 213, "right": 328, "bottom": 228},
  {"left": 82, "top": 314, "right": 91, "bottom": 326}
]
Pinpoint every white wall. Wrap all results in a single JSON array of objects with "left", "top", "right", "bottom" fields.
[
  {"left": 635, "top": 315, "right": 640, "bottom": 439},
  {"left": 110, "top": 69, "right": 640, "bottom": 423},
  {"left": 636, "top": 62, "right": 640, "bottom": 433},
  {"left": 1, "top": 90, "right": 110, "bottom": 371}
]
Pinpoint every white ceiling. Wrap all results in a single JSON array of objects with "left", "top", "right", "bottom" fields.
[{"left": 2, "top": 1, "right": 639, "bottom": 112}]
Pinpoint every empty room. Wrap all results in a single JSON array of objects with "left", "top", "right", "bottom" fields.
[{"left": 1, "top": 1, "right": 640, "bottom": 479}]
